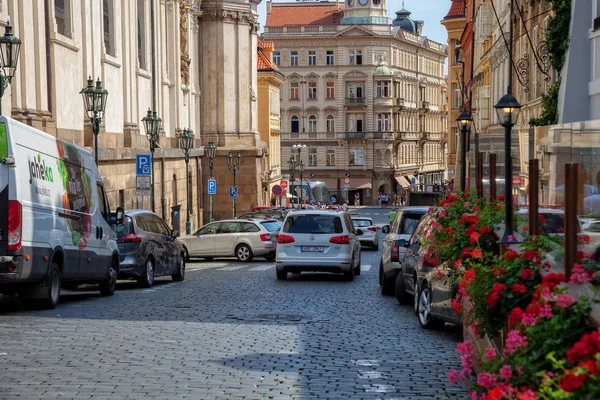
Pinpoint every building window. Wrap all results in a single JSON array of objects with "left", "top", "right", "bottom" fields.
[
  {"left": 348, "top": 147, "right": 364, "bottom": 166},
  {"left": 349, "top": 50, "right": 362, "bottom": 65},
  {"left": 347, "top": 82, "right": 363, "bottom": 98},
  {"left": 376, "top": 113, "right": 390, "bottom": 131},
  {"left": 309, "top": 148, "right": 317, "bottom": 166},
  {"left": 376, "top": 81, "right": 390, "bottom": 98},
  {"left": 326, "top": 115, "right": 335, "bottom": 132},
  {"left": 137, "top": 0, "right": 147, "bottom": 69},
  {"left": 290, "top": 51, "right": 298, "bottom": 66},
  {"left": 308, "top": 116, "right": 317, "bottom": 132},
  {"left": 347, "top": 115, "right": 364, "bottom": 132},
  {"left": 55, "top": 0, "right": 71, "bottom": 38},
  {"left": 326, "top": 81, "right": 335, "bottom": 99},
  {"left": 290, "top": 82, "right": 299, "bottom": 99},
  {"left": 326, "top": 148, "right": 336, "bottom": 166},
  {"left": 308, "top": 51, "right": 316, "bottom": 66},
  {"left": 273, "top": 51, "right": 280, "bottom": 66},
  {"left": 308, "top": 82, "right": 317, "bottom": 99},
  {"left": 291, "top": 116, "right": 299, "bottom": 133},
  {"left": 103, "top": 0, "right": 115, "bottom": 56},
  {"left": 326, "top": 50, "right": 334, "bottom": 65},
  {"left": 453, "top": 83, "right": 461, "bottom": 109}
]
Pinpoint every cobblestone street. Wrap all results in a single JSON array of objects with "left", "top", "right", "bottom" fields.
[{"left": 0, "top": 214, "right": 468, "bottom": 399}]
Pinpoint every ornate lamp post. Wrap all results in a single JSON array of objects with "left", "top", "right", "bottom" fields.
[
  {"left": 177, "top": 129, "right": 195, "bottom": 234},
  {"left": 298, "top": 159, "right": 305, "bottom": 206},
  {"left": 494, "top": 93, "right": 521, "bottom": 244},
  {"left": 80, "top": 77, "right": 109, "bottom": 165},
  {"left": 0, "top": 22, "right": 21, "bottom": 115},
  {"left": 207, "top": 141, "right": 217, "bottom": 222},
  {"left": 456, "top": 110, "right": 472, "bottom": 193},
  {"left": 142, "top": 109, "right": 162, "bottom": 213},
  {"left": 288, "top": 154, "right": 297, "bottom": 208},
  {"left": 227, "top": 151, "right": 242, "bottom": 218},
  {"left": 292, "top": 144, "right": 306, "bottom": 204}
]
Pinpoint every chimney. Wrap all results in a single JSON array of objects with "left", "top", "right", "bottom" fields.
[
  {"left": 267, "top": 0, "right": 272, "bottom": 14},
  {"left": 416, "top": 20, "right": 423, "bottom": 36},
  {"left": 262, "top": 41, "right": 273, "bottom": 60}
]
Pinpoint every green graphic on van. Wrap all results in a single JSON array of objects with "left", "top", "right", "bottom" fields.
[
  {"left": 56, "top": 141, "right": 93, "bottom": 250},
  {"left": 0, "top": 122, "right": 8, "bottom": 160},
  {"left": 29, "top": 154, "right": 55, "bottom": 184}
]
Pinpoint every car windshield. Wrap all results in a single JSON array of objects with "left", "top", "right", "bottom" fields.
[
  {"left": 540, "top": 213, "right": 565, "bottom": 234},
  {"left": 261, "top": 221, "right": 282, "bottom": 232},
  {"left": 352, "top": 219, "right": 372, "bottom": 227},
  {"left": 399, "top": 213, "right": 424, "bottom": 235},
  {"left": 283, "top": 214, "right": 343, "bottom": 234}
]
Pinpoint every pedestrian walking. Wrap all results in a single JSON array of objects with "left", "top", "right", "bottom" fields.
[
  {"left": 342, "top": 201, "right": 349, "bottom": 211},
  {"left": 389, "top": 207, "right": 398, "bottom": 224},
  {"left": 354, "top": 192, "right": 360, "bottom": 207}
]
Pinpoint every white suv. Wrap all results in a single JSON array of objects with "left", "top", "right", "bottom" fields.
[{"left": 275, "top": 210, "right": 362, "bottom": 281}]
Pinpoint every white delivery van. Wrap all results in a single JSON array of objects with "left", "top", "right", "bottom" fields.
[{"left": 0, "top": 116, "right": 120, "bottom": 309}]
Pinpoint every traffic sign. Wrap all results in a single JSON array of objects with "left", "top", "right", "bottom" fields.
[
  {"left": 136, "top": 176, "right": 151, "bottom": 196},
  {"left": 208, "top": 179, "right": 217, "bottom": 195},
  {"left": 512, "top": 178, "right": 524, "bottom": 185},
  {"left": 343, "top": 184, "right": 348, "bottom": 191},
  {"left": 280, "top": 180, "right": 288, "bottom": 189},
  {"left": 272, "top": 184, "right": 283, "bottom": 196},
  {"left": 136, "top": 154, "right": 151, "bottom": 176},
  {"left": 229, "top": 186, "right": 238, "bottom": 199},
  {"left": 343, "top": 177, "right": 350, "bottom": 185}
]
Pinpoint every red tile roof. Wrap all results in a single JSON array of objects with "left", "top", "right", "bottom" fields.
[
  {"left": 444, "top": 0, "right": 465, "bottom": 19},
  {"left": 257, "top": 40, "right": 279, "bottom": 71},
  {"left": 266, "top": 3, "right": 344, "bottom": 27}
]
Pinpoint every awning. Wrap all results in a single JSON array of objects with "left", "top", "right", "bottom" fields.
[
  {"left": 286, "top": 192, "right": 298, "bottom": 199},
  {"left": 405, "top": 175, "right": 419, "bottom": 186},
  {"left": 395, "top": 176, "right": 410, "bottom": 187},
  {"left": 349, "top": 177, "right": 372, "bottom": 190}
]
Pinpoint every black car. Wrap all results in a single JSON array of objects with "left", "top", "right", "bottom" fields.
[{"left": 114, "top": 210, "right": 186, "bottom": 287}]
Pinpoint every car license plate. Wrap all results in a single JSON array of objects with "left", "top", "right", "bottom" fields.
[{"left": 301, "top": 246, "right": 324, "bottom": 252}]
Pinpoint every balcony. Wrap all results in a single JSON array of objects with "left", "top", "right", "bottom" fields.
[
  {"left": 373, "top": 96, "right": 394, "bottom": 107},
  {"left": 400, "top": 132, "right": 421, "bottom": 141},
  {"left": 345, "top": 97, "right": 366, "bottom": 107},
  {"left": 281, "top": 132, "right": 337, "bottom": 141},
  {"left": 345, "top": 132, "right": 366, "bottom": 140},
  {"left": 419, "top": 101, "right": 430, "bottom": 113},
  {"left": 394, "top": 98, "right": 405, "bottom": 109}
]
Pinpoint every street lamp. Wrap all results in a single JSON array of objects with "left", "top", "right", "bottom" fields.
[
  {"left": 80, "top": 77, "right": 109, "bottom": 165},
  {"left": 207, "top": 141, "right": 217, "bottom": 222},
  {"left": 177, "top": 128, "right": 195, "bottom": 234},
  {"left": 0, "top": 22, "right": 21, "bottom": 115},
  {"left": 494, "top": 92, "right": 521, "bottom": 244},
  {"left": 227, "top": 151, "right": 242, "bottom": 218},
  {"left": 298, "top": 159, "right": 305, "bottom": 206},
  {"left": 292, "top": 144, "right": 307, "bottom": 204},
  {"left": 288, "top": 154, "right": 296, "bottom": 208},
  {"left": 456, "top": 110, "right": 472, "bottom": 193},
  {"left": 142, "top": 108, "right": 162, "bottom": 213}
]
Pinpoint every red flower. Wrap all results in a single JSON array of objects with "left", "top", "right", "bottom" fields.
[
  {"left": 498, "top": 196, "right": 505, "bottom": 201},
  {"left": 566, "top": 331, "right": 600, "bottom": 363},
  {"left": 473, "top": 205, "right": 479, "bottom": 211},
  {"left": 469, "top": 232, "right": 480, "bottom": 244},
  {"left": 506, "top": 250, "right": 520, "bottom": 260},
  {"left": 522, "top": 250, "right": 536, "bottom": 261},
  {"left": 480, "top": 226, "right": 492, "bottom": 235},
  {"left": 509, "top": 308, "right": 524, "bottom": 325},
  {"left": 520, "top": 268, "right": 535, "bottom": 280},
  {"left": 486, "top": 386, "right": 503, "bottom": 400},
  {"left": 541, "top": 273, "right": 566, "bottom": 290},
  {"left": 451, "top": 298, "right": 463, "bottom": 313},
  {"left": 486, "top": 283, "right": 506, "bottom": 308},
  {"left": 466, "top": 226, "right": 476, "bottom": 235},
  {"left": 462, "top": 248, "right": 473, "bottom": 258},
  {"left": 511, "top": 283, "right": 527, "bottom": 294},
  {"left": 579, "top": 360, "right": 599, "bottom": 375},
  {"left": 471, "top": 249, "right": 483, "bottom": 258},
  {"left": 490, "top": 268, "right": 507, "bottom": 277},
  {"left": 559, "top": 371, "right": 588, "bottom": 392},
  {"left": 447, "top": 195, "right": 458, "bottom": 203},
  {"left": 465, "top": 269, "right": 476, "bottom": 282}
]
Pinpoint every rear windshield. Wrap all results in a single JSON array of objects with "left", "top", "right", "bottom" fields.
[
  {"left": 399, "top": 213, "right": 425, "bottom": 235},
  {"left": 114, "top": 216, "right": 134, "bottom": 239},
  {"left": 541, "top": 213, "right": 564, "bottom": 234},
  {"left": 352, "top": 219, "right": 372, "bottom": 227},
  {"left": 261, "top": 221, "right": 282, "bottom": 232},
  {"left": 283, "top": 214, "right": 343, "bottom": 234}
]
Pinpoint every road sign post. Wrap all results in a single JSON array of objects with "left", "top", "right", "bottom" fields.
[
  {"left": 136, "top": 155, "right": 152, "bottom": 208},
  {"left": 229, "top": 186, "right": 238, "bottom": 217},
  {"left": 208, "top": 179, "right": 216, "bottom": 223}
]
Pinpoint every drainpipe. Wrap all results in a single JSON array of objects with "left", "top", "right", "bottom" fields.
[
  {"left": 196, "top": 155, "right": 203, "bottom": 227},
  {"left": 44, "top": 0, "right": 54, "bottom": 125},
  {"left": 155, "top": 143, "right": 167, "bottom": 221}
]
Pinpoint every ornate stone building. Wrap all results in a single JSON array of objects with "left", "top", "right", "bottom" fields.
[
  {"left": 2, "top": 0, "right": 265, "bottom": 226},
  {"left": 264, "top": 0, "right": 447, "bottom": 205}
]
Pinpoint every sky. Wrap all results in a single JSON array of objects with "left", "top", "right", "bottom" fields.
[{"left": 257, "top": 0, "right": 450, "bottom": 46}]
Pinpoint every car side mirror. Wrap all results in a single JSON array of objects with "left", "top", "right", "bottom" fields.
[
  {"left": 115, "top": 207, "right": 125, "bottom": 226},
  {"left": 171, "top": 230, "right": 179, "bottom": 239},
  {"left": 356, "top": 229, "right": 364, "bottom": 236},
  {"left": 382, "top": 225, "right": 390, "bottom": 234},
  {"left": 395, "top": 239, "right": 408, "bottom": 247}
]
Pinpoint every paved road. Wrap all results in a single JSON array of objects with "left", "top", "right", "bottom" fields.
[{"left": 0, "top": 211, "right": 467, "bottom": 399}]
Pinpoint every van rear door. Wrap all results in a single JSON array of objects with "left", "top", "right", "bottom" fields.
[{"left": 0, "top": 120, "right": 12, "bottom": 256}]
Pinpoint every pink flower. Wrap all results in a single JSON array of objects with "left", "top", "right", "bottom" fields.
[
  {"left": 499, "top": 365, "right": 512, "bottom": 380},
  {"left": 556, "top": 293, "right": 576, "bottom": 308},
  {"left": 505, "top": 330, "right": 528, "bottom": 354},
  {"left": 457, "top": 340, "right": 475, "bottom": 356},
  {"left": 517, "top": 366, "right": 524, "bottom": 376},
  {"left": 517, "top": 389, "right": 538, "bottom": 400},
  {"left": 538, "top": 304, "right": 553, "bottom": 319},
  {"left": 477, "top": 372, "right": 498, "bottom": 388},
  {"left": 448, "top": 369, "right": 458, "bottom": 384},
  {"left": 569, "top": 263, "right": 592, "bottom": 285},
  {"left": 484, "top": 347, "right": 496, "bottom": 359},
  {"left": 542, "top": 371, "right": 557, "bottom": 382},
  {"left": 469, "top": 391, "right": 479, "bottom": 400},
  {"left": 521, "top": 313, "right": 537, "bottom": 326}
]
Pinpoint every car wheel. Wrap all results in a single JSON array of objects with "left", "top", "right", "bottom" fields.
[
  {"left": 413, "top": 277, "right": 419, "bottom": 315},
  {"left": 99, "top": 259, "right": 118, "bottom": 296},
  {"left": 354, "top": 253, "right": 361, "bottom": 276},
  {"left": 380, "top": 265, "right": 394, "bottom": 296},
  {"left": 172, "top": 254, "right": 185, "bottom": 282},
  {"left": 276, "top": 268, "right": 287, "bottom": 280},
  {"left": 343, "top": 260, "right": 355, "bottom": 281},
  {"left": 138, "top": 258, "right": 155, "bottom": 288},
  {"left": 35, "top": 263, "right": 61, "bottom": 310},
  {"left": 182, "top": 246, "right": 190, "bottom": 262},
  {"left": 373, "top": 244, "right": 379, "bottom": 252},
  {"left": 417, "top": 283, "right": 445, "bottom": 329},
  {"left": 395, "top": 273, "right": 412, "bottom": 305},
  {"left": 235, "top": 244, "right": 253, "bottom": 262},
  {"left": 264, "top": 253, "right": 276, "bottom": 261}
]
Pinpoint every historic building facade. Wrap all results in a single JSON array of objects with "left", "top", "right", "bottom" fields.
[
  {"left": 264, "top": 0, "right": 447, "bottom": 205},
  {"left": 1, "top": 0, "right": 265, "bottom": 227}
]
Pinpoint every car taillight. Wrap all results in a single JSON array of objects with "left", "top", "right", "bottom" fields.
[
  {"left": 368, "top": 227, "right": 377, "bottom": 232},
  {"left": 391, "top": 243, "right": 399, "bottom": 262},
  {"left": 278, "top": 234, "right": 295, "bottom": 244},
  {"left": 329, "top": 235, "right": 349, "bottom": 245},
  {"left": 7, "top": 200, "right": 21, "bottom": 251},
  {"left": 260, "top": 233, "right": 271, "bottom": 242},
  {"left": 117, "top": 234, "right": 142, "bottom": 243},
  {"left": 580, "top": 234, "right": 591, "bottom": 243}
]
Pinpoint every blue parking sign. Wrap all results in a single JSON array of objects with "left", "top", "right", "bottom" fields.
[
  {"left": 208, "top": 179, "right": 217, "bottom": 195},
  {"left": 229, "top": 186, "right": 238, "bottom": 199},
  {"left": 136, "top": 154, "right": 151, "bottom": 176}
]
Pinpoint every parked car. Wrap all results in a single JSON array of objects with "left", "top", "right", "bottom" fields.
[
  {"left": 179, "top": 219, "right": 281, "bottom": 262},
  {"left": 379, "top": 207, "right": 429, "bottom": 298},
  {"left": 351, "top": 217, "right": 379, "bottom": 250},
  {"left": 238, "top": 209, "right": 288, "bottom": 221},
  {"left": 115, "top": 210, "right": 186, "bottom": 287},
  {"left": 275, "top": 210, "right": 362, "bottom": 281},
  {"left": 0, "top": 116, "right": 119, "bottom": 309},
  {"left": 416, "top": 265, "right": 462, "bottom": 329}
]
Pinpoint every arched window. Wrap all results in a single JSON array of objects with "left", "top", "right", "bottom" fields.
[
  {"left": 326, "top": 115, "right": 335, "bottom": 133},
  {"left": 308, "top": 116, "right": 317, "bottom": 133},
  {"left": 291, "top": 116, "right": 299, "bottom": 133}
]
